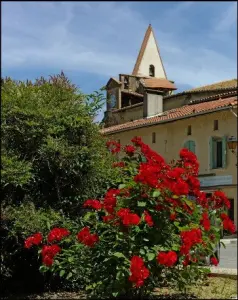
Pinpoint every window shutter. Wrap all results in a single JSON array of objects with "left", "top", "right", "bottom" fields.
[
  {"left": 184, "top": 141, "right": 189, "bottom": 149},
  {"left": 184, "top": 140, "right": 195, "bottom": 153},
  {"left": 222, "top": 135, "right": 227, "bottom": 169},
  {"left": 189, "top": 140, "right": 196, "bottom": 153},
  {"left": 209, "top": 137, "right": 214, "bottom": 169}
]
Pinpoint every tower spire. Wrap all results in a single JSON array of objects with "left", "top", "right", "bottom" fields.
[{"left": 132, "top": 24, "right": 167, "bottom": 79}]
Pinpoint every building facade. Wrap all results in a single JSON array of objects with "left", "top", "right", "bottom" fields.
[{"left": 101, "top": 25, "right": 238, "bottom": 228}]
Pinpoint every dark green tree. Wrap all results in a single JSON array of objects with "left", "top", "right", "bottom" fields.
[{"left": 1, "top": 72, "right": 117, "bottom": 215}]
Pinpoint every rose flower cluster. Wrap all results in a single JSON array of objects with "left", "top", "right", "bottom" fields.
[{"left": 25, "top": 137, "right": 236, "bottom": 289}]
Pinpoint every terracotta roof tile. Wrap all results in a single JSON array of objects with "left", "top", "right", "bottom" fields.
[
  {"left": 101, "top": 96, "right": 237, "bottom": 135},
  {"left": 187, "top": 79, "right": 237, "bottom": 92},
  {"left": 141, "top": 78, "right": 177, "bottom": 90},
  {"left": 164, "top": 79, "right": 237, "bottom": 99},
  {"left": 189, "top": 90, "right": 238, "bottom": 104}
]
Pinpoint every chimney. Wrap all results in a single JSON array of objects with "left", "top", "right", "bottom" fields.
[{"left": 143, "top": 90, "right": 163, "bottom": 118}]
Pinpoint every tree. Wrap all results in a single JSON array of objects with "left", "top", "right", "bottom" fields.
[{"left": 1, "top": 72, "right": 117, "bottom": 215}]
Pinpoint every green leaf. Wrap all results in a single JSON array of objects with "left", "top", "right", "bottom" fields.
[
  {"left": 171, "top": 244, "right": 180, "bottom": 251},
  {"left": 183, "top": 198, "right": 193, "bottom": 208},
  {"left": 112, "top": 292, "right": 119, "bottom": 297},
  {"left": 140, "top": 249, "right": 145, "bottom": 255},
  {"left": 147, "top": 252, "right": 155, "bottom": 261},
  {"left": 113, "top": 252, "right": 127, "bottom": 259},
  {"left": 68, "top": 256, "right": 74, "bottom": 263},
  {"left": 119, "top": 184, "right": 126, "bottom": 189},
  {"left": 46, "top": 220, "right": 51, "bottom": 230},
  {"left": 174, "top": 221, "right": 180, "bottom": 228},
  {"left": 59, "top": 270, "right": 65, "bottom": 277},
  {"left": 152, "top": 190, "right": 160, "bottom": 197},
  {"left": 137, "top": 201, "right": 146, "bottom": 207},
  {"left": 220, "top": 241, "right": 226, "bottom": 249},
  {"left": 66, "top": 272, "right": 73, "bottom": 280}
]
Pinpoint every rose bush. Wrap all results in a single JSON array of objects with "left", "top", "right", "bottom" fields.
[{"left": 24, "top": 137, "right": 236, "bottom": 299}]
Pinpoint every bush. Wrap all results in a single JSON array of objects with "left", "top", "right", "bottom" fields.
[
  {"left": 0, "top": 202, "right": 81, "bottom": 295},
  {"left": 24, "top": 138, "right": 236, "bottom": 299},
  {"left": 1, "top": 73, "right": 117, "bottom": 215}
]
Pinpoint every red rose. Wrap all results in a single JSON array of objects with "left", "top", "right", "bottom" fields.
[
  {"left": 77, "top": 227, "right": 99, "bottom": 247},
  {"left": 47, "top": 228, "right": 70, "bottom": 243},
  {"left": 83, "top": 199, "right": 102, "bottom": 210},
  {"left": 103, "top": 189, "right": 120, "bottom": 214},
  {"left": 180, "top": 228, "right": 202, "bottom": 255},
  {"left": 24, "top": 232, "right": 43, "bottom": 249},
  {"left": 131, "top": 136, "right": 143, "bottom": 147},
  {"left": 41, "top": 244, "right": 61, "bottom": 266},
  {"left": 42, "top": 255, "right": 54, "bottom": 267},
  {"left": 212, "top": 191, "right": 230, "bottom": 209},
  {"left": 144, "top": 210, "right": 154, "bottom": 226},
  {"left": 124, "top": 145, "right": 136, "bottom": 156},
  {"left": 106, "top": 140, "right": 121, "bottom": 154},
  {"left": 222, "top": 217, "right": 236, "bottom": 234},
  {"left": 129, "top": 256, "right": 149, "bottom": 287},
  {"left": 157, "top": 251, "right": 177, "bottom": 267},
  {"left": 42, "top": 244, "right": 61, "bottom": 258},
  {"left": 200, "top": 212, "right": 211, "bottom": 231},
  {"left": 171, "top": 179, "right": 189, "bottom": 196},
  {"left": 210, "top": 257, "right": 219, "bottom": 266},
  {"left": 102, "top": 215, "right": 115, "bottom": 223},
  {"left": 117, "top": 208, "right": 140, "bottom": 226},
  {"left": 170, "top": 212, "right": 176, "bottom": 221}
]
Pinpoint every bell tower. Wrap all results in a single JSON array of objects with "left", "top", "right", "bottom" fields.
[{"left": 132, "top": 24, "right": 167, "bottom": 79}]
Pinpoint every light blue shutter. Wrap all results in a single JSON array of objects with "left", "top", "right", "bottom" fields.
[
  {"left": 184, "top": 140, "right": 195, "bottom": 153},
  {"left": 209, "top": 137, "right": 214, "bottom": 169},
  {"left": 189, "top": 141, "right": 196, "bottom": 153},
  {"left": 184, "top": 141, "right": 189, "bottom": 149},
  {"left": 222, "top": 136, "right": 227, "bottom": 169}
]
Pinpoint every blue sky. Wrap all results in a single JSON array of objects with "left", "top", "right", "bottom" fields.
[{"left": 2, "top": 1, "right": 237, "bottom": 121}]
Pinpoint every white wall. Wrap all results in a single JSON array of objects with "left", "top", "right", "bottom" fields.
[{"left": 137, "top": 32, "right": 166, "bottom": 78}]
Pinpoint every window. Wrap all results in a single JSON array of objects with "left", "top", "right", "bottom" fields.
[
  {"left": 149, "top": 65, "right": 155, "bottom": 77},
  {"left": 209, "top": 136, "right": 227, "bottom": 169},
  {"left": 184, "top": 140, "right": 196, "bottom": 153},
  {"left": 124, "top": 76, "right": 129, "bottom": 89},
  {"left": 214, "top": 120, "right": 218, "bottom": 131},
  {"left": 108, "top": 93, "right": 117, "bottom": 109},
  {"left": 187, "top": 125, "right": 192, "bottom": 136},
  {"left": 152, "top": 132, "right": 156, "bottom": 144}
]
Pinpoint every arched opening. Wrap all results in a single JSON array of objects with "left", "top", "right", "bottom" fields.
[{"left": 149, "top": 64, "right": 155, "bottom": 77}]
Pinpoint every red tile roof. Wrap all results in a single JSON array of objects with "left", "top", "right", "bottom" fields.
[
  {"left": 141, "top": 78, "right": 177, "bottom": 90},
  {"left": 187, "top": 79, "right": 237, "bottom": 92},
  {"left": 164, "top": 79, "right": 237, "bottom": 99},
  {"left": 101, "top": 96, "right": 237, "bottom": 135}
]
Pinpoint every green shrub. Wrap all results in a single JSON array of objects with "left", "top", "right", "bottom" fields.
[
  {"left": 0, "top": 202, "right": 81, "bottom": 294},
  {"left": 24, "top": 138, "right": 236, "bottom": 299},
  {"left": 1, "top": 73, "right": 117, "bottom": 214}
]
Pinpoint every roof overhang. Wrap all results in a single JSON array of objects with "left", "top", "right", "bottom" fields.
[{"left": 106, "top": 77, "right": 122, "bottom": 89}]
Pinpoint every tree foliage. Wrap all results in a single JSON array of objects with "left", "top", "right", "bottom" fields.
[{"left": 1, "top": 73, "right": 117, "bottom": 214}]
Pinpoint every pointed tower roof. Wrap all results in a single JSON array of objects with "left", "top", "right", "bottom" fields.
[{"left": 132, "top": 24, "right": 167, "bottom": 79}]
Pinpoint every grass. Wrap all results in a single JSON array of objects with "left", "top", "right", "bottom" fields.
[
  {"left": 154, "top": 277, "right": 237, "bottom": 299},
  {"left": 2, "top": 277, "right": 237, "bottom": 299}
]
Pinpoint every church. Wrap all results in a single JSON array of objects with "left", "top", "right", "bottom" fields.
[{"left": 101, "top": 25, "right": 238, "bottom": 231}]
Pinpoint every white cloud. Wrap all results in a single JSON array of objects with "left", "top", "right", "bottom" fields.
[
  {"left": 2, "top": 1, "right": 237, "bottom": 89},
  {"left": 214, "top": 2, "right": 237, "bottom": 33}
]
